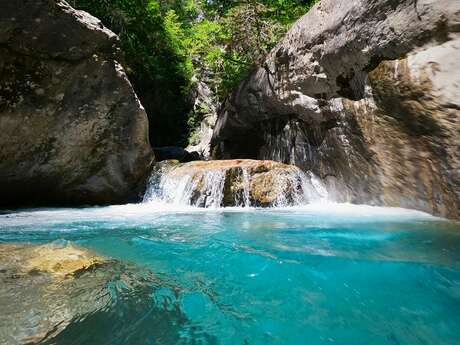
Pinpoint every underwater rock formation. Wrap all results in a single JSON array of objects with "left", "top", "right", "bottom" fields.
[
  {"left": 144, "top": 159, "right": 327, "bottom": 207},
  {"left": 0, "top": 243, "right": 108, "bottom": 343},
  {"left": 0, "top": 0, "right": 154, "bottom": 206},
  {"left": 0, "top": 242, "right": 193, "bottom": 344},
  {"left": 211, "top": 0, "right": 460, "bottom": 219}
]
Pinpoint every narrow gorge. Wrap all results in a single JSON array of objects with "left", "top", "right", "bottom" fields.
[
  {"left": 1, "top": 0, "right": 458, "bottom": 220},
  {"left": 1, "top": 1, "right": 460, "bottom": 344}
]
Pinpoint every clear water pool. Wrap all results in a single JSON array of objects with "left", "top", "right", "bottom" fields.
[{"left": 1, "top": 203, "right": 459, "bottom": 345}]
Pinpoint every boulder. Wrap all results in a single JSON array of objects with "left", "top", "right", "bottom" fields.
[
  {"left": 0, "top": 0, "right": 154, "bottom": 207},
  {"left": 211, "top": 0, "right": 460, "bottom": 219}
]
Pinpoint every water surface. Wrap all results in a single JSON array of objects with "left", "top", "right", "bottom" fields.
[{"left": 1, "top": 203, "right": 459, "bottom": 345}]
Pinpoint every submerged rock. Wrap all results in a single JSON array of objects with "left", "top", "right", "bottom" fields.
[
  {"left": 0, "top": 243, "right": 108, "bottom": 343},
  {"left": 23, "top": 243, "right": 103, "bottom": 277},
  {"left": 144, "top": 159, "right": 327, "bottom": 207},
  {"left": 211, "top": 0, "right": 460, "bottom": 219},
  {"left": 0, "top": 0, "right": 154, "bottom": 207},
  {"left": 0, "top": 242, "right": 193, "bottom": 345}
]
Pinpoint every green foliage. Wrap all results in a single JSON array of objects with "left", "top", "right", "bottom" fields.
[
  {"left": 75, "top": 0, "right": 192, "bottom": 84},
  {"left": 188, "top": 0, "right": 317, "bottom": 98},
  {"left": 74, "top": 0, "right": 317, "bottom": 146},
  {"left": 74, "top": 0, "right": 194, "bottom": 146}
]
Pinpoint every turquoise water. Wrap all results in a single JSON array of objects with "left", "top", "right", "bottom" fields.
[{"left": 1, "top": 203, "right": 460, "bottom": 345}]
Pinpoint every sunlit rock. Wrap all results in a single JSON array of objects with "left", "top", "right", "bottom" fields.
[
  {"left": 0, "top": 242, "right": 187, "bottom": 344},
  {"left": 0, "top": 243, "right": 109, "bottom": 343},
  {"left": 24, "top": 243, "right": 104, "bottom": 277}
]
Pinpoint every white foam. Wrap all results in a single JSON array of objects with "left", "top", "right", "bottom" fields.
[
  {"left": 272, "top": 202, "right": 439, "bottom": 220},
  {"left": 0, "top": 202, "right": 439, "bottom": 230}
]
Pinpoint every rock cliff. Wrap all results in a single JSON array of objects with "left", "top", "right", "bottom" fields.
[
  {"left": 0, "top": 0, "right": 154, "bottom": 206},
  {"left": 212, "top": 0, "right": 460, "bottom": 219},
  {"left": 186, "top": 81, "right": 219, "bottom": 159}
]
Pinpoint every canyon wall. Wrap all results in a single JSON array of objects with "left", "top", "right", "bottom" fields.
[
  {"left": 212, "top": 0, "right": 460, "bottom": 219},
  {"left": 0, "top": 0, "right": 154, "bottom": 206}
]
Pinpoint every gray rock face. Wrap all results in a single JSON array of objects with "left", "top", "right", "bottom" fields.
[
  {"left": 0, "top": 0, "right": 154, "bottom": 206},
  {"left": 212, "top": 0, "right": 460, "bottom": 219},
  {"left": 186, "top": 81, "right": 219, "bottom": 159}
]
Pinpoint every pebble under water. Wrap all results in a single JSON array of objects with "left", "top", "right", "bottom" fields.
[{"left": 0, "top": 203, "right": 459, "bottom": 345}]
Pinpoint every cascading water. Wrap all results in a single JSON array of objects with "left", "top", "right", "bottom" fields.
[
  {"left": 143, "top": 166, "right": 227, "bottom": 207},
  {"left": 239, "top": 168, "right": 251, "bottom": 207},
  {"left": 142, "top": 160, "right": 328, "bottom": 208}
]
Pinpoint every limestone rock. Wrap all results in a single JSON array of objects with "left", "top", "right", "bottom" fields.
[
  {"left": 212, "top": 0, "right": 460, "bottom": 219},
  {"left": 0, "top": 243, "right": 108, "bottom": 343},
  {"left": 0, "top": 242, "right": 191, "bottom": 345},
  {"left": 24, "top": 243, "right": 103, "bottom": 277},
  {"left": 0, "top": 0, "right": 154, "bottom": 206},
  {"left": 186, "top": 81, "right": 219, "bottom": 159}
]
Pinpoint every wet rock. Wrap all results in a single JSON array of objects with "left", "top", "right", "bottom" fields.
[
  {"left": 24, "top": 243, "right": 103, "bottom": 277},
  {"left": 144, "top": 159, "right": 327, "bottom": 207},
  {"left": 0, "top": 242, "right": 193, "bottom": 345},
  {"left": 0, "top": 243, "right": 109, "bottom": 343},
  {"left": 0, "top": 0, "right": 154, "bottom": 207},
  {"left": 212, "top": 0, "right": 460, "bottom": 219}
]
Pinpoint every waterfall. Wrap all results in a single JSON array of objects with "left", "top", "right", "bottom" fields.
[
  {"left": 143, "top": 167, "right": 226, "bottom": 207},
  {"left": 143, "top": 160, "right": 329, "bottom": 208},
  {"left": 240, "top": 168, "right": 251, "bottom": 207}
]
